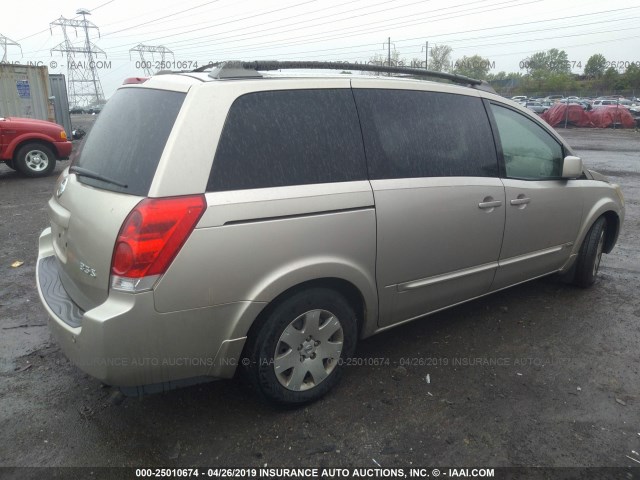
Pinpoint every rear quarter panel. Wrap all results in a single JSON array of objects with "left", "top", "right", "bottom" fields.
[{"left": 153, "top": 182, "right": 378, "bottom": 341}]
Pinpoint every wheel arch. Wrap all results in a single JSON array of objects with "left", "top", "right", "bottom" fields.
[
  {"left": 601, "top": 210, "right": 620, "bottom": 254},
  {"left": 574, "top": 197, "right": 622, "bottom": 257},
  {"left": 241, "top": 276, "right": 374, "bottom": 351},
  {"left": 11, "top": 138, "right": 57, "bottom": 162}
]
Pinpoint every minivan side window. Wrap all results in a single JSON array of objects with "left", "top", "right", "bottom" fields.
[
  {"left": 353, "top": 89, "right": 498, "bottom": 179},
  {"left": 207, "top": 89, "right": 367, "bottom": 192},
  {"left": 490, "top": 103, "right": 564, "bottom": 180}
]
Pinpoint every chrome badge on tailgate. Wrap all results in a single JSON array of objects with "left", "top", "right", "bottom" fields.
[{"left": 79, "top": 262, "right": 97, "bottom": 278}]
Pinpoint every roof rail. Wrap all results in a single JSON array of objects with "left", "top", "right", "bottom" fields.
[{"left": 202, "top": 60, "right": 495, "bottom": 93}]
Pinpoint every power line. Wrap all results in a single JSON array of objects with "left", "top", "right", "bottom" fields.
[
  {"left": 148, "top": 14, "right": 634, "bottom": 63},
  {"left": 447, "top": 24, "right": 639, "bottom": 51},
  {"left": 165, "top": 0, "right": 535, "bottom": 56},
  {"left": 162, "top": 0, "right": 441, "bottom": 50},
  {"left": 92, "top": 0, "right": 117, "bottom": 12},
  {"left": 16, "top": 0, "right": 116, "bottom": 42},
  {"left": 107, "top": 0, "right": 323, "bottom": 49},
  {"left": 102, "top": 0, "right": 223, "bottom": 36},
  {"left": 105, "top": 0, "right": 509, "bottom": 55},
  {"left": 105, "top": 0, "right": 374, "bottom": 41},
  {"left": 402, "top": 15, "right": 639, "bottom": 49}
]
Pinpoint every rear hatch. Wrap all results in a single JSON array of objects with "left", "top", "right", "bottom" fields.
[{"left": 49, "top": 86, "right": 186, "bottom": 311}]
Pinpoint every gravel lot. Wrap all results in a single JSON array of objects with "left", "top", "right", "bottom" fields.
[{"left": 0, "top": 124, "right": 639, "bottom": 473}]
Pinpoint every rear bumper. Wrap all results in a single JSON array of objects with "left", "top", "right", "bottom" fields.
[
  {"left": 53, "top": 141, "right": 73, "bottom": 160},
  {"left": 36, "top": 227, "right": 259, "bottom": 388}
]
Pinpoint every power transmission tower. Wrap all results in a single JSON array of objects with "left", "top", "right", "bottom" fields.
[
  {"left": 129, "top": 44, "right": 174, "bottom": 76},
  {"left": 0, "top": 34, "right": 22, "bottom": 62},
  {"left": 50, "top": 9, "right": 106, "bottom": 108}
]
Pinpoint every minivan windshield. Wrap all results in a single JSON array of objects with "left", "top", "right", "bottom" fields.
[{"left": 73, "top": 87, "right": 186, "bottom": 196}]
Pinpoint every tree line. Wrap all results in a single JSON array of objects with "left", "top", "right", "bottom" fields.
[{"left": 368, "top": 46, "right": 640, "bottom": 96}]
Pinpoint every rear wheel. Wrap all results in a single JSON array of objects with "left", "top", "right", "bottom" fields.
[
  {"left": 573, "top": 217, "right": 607, "bottom": 288},
  {"left": 15, "top": 143, "right": 56, "bottom": 178},
  {"left": 243, "top": 287, "right": 358, "bottom": 405}
]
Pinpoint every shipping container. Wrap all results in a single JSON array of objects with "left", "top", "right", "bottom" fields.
[
  {"left": 0, "top": 64, "right": 54, "bottom": 121},
  {"left": 49, "top": 74, "right": 72, "bottom": 138}
]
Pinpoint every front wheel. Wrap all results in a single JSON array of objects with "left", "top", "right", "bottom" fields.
[
  {"left": 573, "top": 217, "right": 607, "bottom": 288},
  {"left": 15, "top": 143, "right": 56, "bottom": 178},
  {"left": 243, "top": 288, "right": 358, "bottom": 405}
]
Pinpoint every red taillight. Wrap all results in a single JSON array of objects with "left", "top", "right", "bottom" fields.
[{"left": 111, "top": 195, "right": 206, "bottom": 282}]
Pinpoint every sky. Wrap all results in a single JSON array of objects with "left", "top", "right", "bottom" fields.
[{"left": 1, "top": 0, "right": 639, "bottom": 99}]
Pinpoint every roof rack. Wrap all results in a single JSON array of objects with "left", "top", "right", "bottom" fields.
[{"left": 199, "top": 60, "right": 495, "bottom": 93}]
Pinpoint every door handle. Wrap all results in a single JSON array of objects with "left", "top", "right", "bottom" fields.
[
  {"left": 478, "top": 200, "right": 502, "bottom": 209},
  {"left": 510, "top": 197, "right": 531, "bottom": 206}
]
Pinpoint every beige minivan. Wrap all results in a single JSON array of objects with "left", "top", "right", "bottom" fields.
[{"left": 36, "top": 61, "right": 624, "bottom": 405}]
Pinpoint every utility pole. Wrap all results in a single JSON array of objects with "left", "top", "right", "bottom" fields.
[
  {"left": 387, "top": 36, "right": 391, "bottom": 68},
  {"left": 422, "top": 41, "right": 429, "bottom": 70},
  {"left": 0, "top": 34, "right": 21, "bottom": 62},
  {"left": 50, "top": 9, "right": 106, "bottom": 108},
  {"left": 129, "top": 44, "right": 174, "bottom": 76},
  {"left": 382, "top": 37, "right": 395, "bottom": 76}
]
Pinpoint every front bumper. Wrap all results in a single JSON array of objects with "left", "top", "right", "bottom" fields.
[
  {"left": 36, "top": 227, "right": 258, "bottom": 389},
  {"left": 53, "top": 141, "right": 73, "bottom": 160}
]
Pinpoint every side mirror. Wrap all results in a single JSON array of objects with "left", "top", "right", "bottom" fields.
[{"left": 562, "top": 155, "right": 583, "bottom": 179}]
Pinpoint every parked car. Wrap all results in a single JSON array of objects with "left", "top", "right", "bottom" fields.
[
  {"left": 0, "top": 117, "right": 72, "bottom": 177},
  {"left": 558, "top": 99, "right": 591, "bottom": 111},
  {"left": 592, "top": 99, "right": 620, "bottom": 108},
  {"left": 511, "top": 95, "right": 528, "bottom": 102},
  {"left": 87, "top": 104, "right": 104, "bottom": 114},
  {"left": 36, "top": 61, "right": 625, "bottom": 405},
  {"left": 629, "top": 104, "right": 640, "bottom": 118},
  {"left": 524, "top": 101, "right": 548, "bottom": 114},
  {"left": 544, "top": 95, "right": 565, "bottom": 102},
  {"left": 69, "top": 106, "right": 85, "bottom": 114},
  {"left": 616, "top": 99, "right": 633, "bottom": 109}
]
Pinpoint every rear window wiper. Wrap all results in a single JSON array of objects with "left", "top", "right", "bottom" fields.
[{"left": 69, "top": 166, "right": 129, "bottom": 189}]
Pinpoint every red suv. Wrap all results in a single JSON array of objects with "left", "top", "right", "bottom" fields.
[{"left": 0, "top": 117, "right": 73, "bottom": 177}]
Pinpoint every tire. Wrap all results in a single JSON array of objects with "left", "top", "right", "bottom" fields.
[
  {"left": 14, "top": 143, "right": 56, "bottom": 178},
  {"left": 243, "top": 287, "right": 358, "bottom": 405},
  {"left": 4, "top": 160, "right": 17, "bottom": 170},
  {"left": 573, "top": 217, "right": 607, "bottom": 288}
]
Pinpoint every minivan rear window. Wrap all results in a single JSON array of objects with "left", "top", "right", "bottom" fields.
[{"left": 73, "top": 88, "right": 186, "bottom": 196}]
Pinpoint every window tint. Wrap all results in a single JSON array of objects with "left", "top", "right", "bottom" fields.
[
  {"left": 490, "top": 104, "right": 563, "bottom": 179},
  {"left": 207, "top": 89, "right": 367, "bottom": 192},
  {"left": 353, "top": 89, "right": 498, "bottom": 179},
  {"left": 74, "top": 88, "right": 185, "bottom": 196}
]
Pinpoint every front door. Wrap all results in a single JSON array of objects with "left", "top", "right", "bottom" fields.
[{"left": 488, "top": 103, "right": 583, "bottom": 290}]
